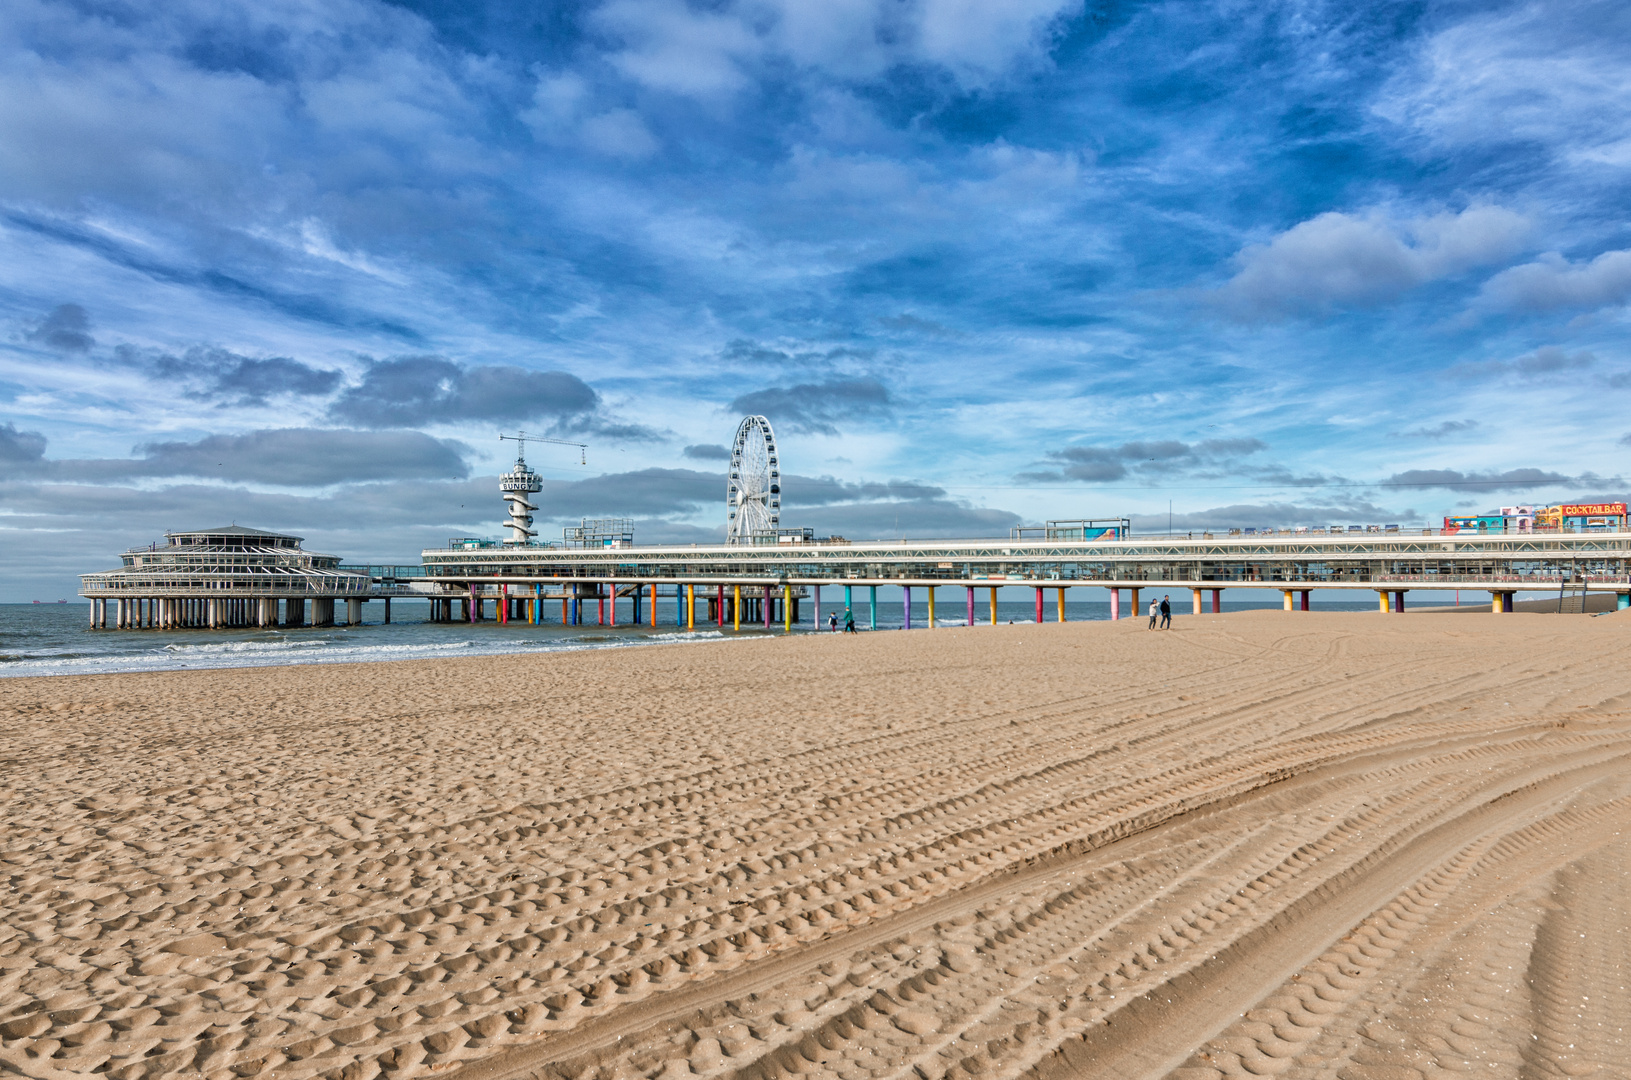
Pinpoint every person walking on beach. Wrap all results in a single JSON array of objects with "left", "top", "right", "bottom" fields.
[
  {"left": 844, "top": 608, "right": 856, "bottom": 633},
  {"left": 1147, "top": 597, "right": 1159, "bottom": 630},
  {"left": 1159, "top": 595, "right": 1171, "bottom": 630},
  {"left": 828, "top": 611, "right": 838, "bottom": 632}
]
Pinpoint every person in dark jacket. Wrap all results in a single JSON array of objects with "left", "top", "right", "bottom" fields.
[{"left": 1159, "top": 595, "right": 1171, "bottom": 629}]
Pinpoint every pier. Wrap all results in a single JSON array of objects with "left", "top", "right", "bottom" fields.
[{"left": 78, "top": 527, "right": 374, "bottom": 629}]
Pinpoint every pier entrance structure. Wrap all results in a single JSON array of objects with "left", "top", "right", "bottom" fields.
[
  {"left": 406, "top": 528, "right": 1631, "bottom": 624},
  {"left": 79, "top": 526, "right": 372, "bottom": 629}
]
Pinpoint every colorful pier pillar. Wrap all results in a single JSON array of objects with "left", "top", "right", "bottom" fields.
[
  {"left": 1129, "top": 588, "right": 1140, "bottom": 619},
  {"left": 1057, "top": 587, "right": 1067, "bottom": 622},
  {"left": 764, "top": 584, "right": 773, "bottom": 629},
  {"left": 844, "top": 584, "right": 853, "bottom": 620},
  {"left": 1393, "top": 590, "right": 1406, "bottom": 613},
  {"left": 813, "top": 584, "right": 821, "bottom": 629},
  {"left": 869, "top": 586, "right": 877, "bottom": 630},
  {"left": 1211, "top": 588, "right": 1221, "bottom": 614},
  {"left": 734, "top": 584, "right": 742, "bottom": 630},
  {"left": 1300, "top": 589, "right": 1311, "bottom": 611},
  {"left": 1619, "top": 592, "right": 1630, "bottom": 611},
  {"left": 784, "top": 584, "right": 793, "bottom": 633},
  {"left": 989, "top": 586, "right": 998, "bottom": 625},
  {"left": 1034, "top": 587, "right": 1043, "bottom": 623},
  {"left": 1491, "top": 591, "right": 1514, "bottom": 614},
  {"left": 649, "top": 583, "right": 657, "bottom": 627},
  {"left": 927, "top": 587, "right": 936, "bottom": 628},
  {"left": 966, "top": 586, "right": 975, "bottom": 626},
  {"left": 686, "top": 584, "right": 695, "bottom": 630},
  {"left": 1109, "top": 588, "right": 1119, "bottom": 621},
  {"left": 1191, "top": 588, "right": 1203, "bottom": 616},
  {"left": 609, "top": 583, "right": 617, "bottom": 626},
  {"left": 533, "top": 583, "right": 542, "bottom": 625},
  {"left": 1378, "top": 591, "right": 1390, "bottom": 613},
  {"left": 1283, "top": 589, "right": 1294, "bottom": 611},
  {"left": 902, "top": 586, "right": 911, "bottom": 629}
]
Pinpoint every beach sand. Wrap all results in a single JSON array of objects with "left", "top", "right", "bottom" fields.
[{"left": 2, "top": 610, "right": 1629, "bottom": 1080}]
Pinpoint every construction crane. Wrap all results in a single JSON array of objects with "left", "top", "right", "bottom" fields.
[{"left": 499, "top": 431, "right": 587, "bottom": 466}]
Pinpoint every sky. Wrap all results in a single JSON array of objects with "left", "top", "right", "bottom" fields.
[{"left": 3, "top": 0, "right": 1631, "bottom": 598}]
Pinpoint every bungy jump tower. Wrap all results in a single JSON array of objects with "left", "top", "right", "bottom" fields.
[{"left": 499, "top": 449, "right": 543, "bottom": 545}]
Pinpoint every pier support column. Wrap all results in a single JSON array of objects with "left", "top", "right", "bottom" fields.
[
  {"left": 966, "top": 586, "right": 974, "bottom": 627},
  {"left": 765, "top": 585, "right": 773, "bottom": 629},
  {"left": 869, "top": 586, "right": 877, "bottom": 630},
  {"left": 1211, "top": 588, "right": 1221, "bottom": 614},
  {"left": 1491, "top": 591, "right": 1515, "bottom": 613},
  {"left": 609, "top": 584, "right": 617, "bottom": 627},
  {"left": 1619, "top": 592, "right": 1630, "bottom": 611},
  {"left": 1129, "top": 588, "right": 1140, "bottom": 619},
  {"left": 1379, "top": 591, "right": 1390, "bottom": 613},
  {"left": 1393, "top": 590, "right": 1406, "bottom": 613},
  {"left": 903, "top": 586, "right": 911, "bottom": 630},
  {"left": 1191, "top": 588, "right": 1203, "bottom": 616},
  {"left": 384, "top": 598, "right": 391, "bottom": 624},
  {"left": 785, "top": 584, "right": 793, "bottom": 633},
  {"left": 927, "top": 587, "right": 936, "bottom": 628},
  {"left": 1058, "top": 587, "right": 1067, "bottom": 622},
  {"left": 813, "top": 585, "right": 821, "bottom": 630},
  {"left": 989, "top": 586, "right": 998, "bottom": 626},
  {"left": 1301, "top": 590, "right": 1311, "bottom": 611},
  {"left": 1034, "top": 587, "right": 1043, "bottom": 623},
  {"left": 686, "top": 584, "right": 695, "bottom": 630},
  {"left": 734, "top": 585, "right": 742, "bottom": 631},
  {"left": 1109, "top": 587, "right": 1119, "bottom": 621},
  {"left": 1283, "top": 589, "right": 1294, "bottom": 611},
  {"left": 717, "top": 584, "right": 725, "bottom": 627},
  {"left": 348, "top": 598, "right": 362, "bottom": 625}
]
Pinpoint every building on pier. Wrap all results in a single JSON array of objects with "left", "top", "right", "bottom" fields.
[{"left": 78, "top": 526, "right": 374, "bottom": 630}]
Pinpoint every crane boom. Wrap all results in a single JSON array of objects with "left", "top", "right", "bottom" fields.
[{"left": 500, "top": 431, "right": 587, "bottom": 466}]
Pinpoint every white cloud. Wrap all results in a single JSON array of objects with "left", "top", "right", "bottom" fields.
[
  {"left": 594, "top": 0, "right": 759, "bottom": 98},
  {"left": 914, "top": 0, "right": 1078, "bottom": 80},
  {"left": 1473, "top": 249, "right": 1631, "bottom": 313},
  {"left": 1375, "top": 1, "right": 1631, "bottom": 164},
  {"left": 520, "top": 71, "right": 659, "bottom": 159},
  {"left": 1216, "top": 205, "right": 1530, "bottom": 318}
]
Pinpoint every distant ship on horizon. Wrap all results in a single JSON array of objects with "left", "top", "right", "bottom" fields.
[{"left": 31, "top": 599, "right": 69, "bottom": 604}]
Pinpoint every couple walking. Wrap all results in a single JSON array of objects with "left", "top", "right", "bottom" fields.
[{"left": 1147, "top": 594, "right": 1171, "bottom": 630}]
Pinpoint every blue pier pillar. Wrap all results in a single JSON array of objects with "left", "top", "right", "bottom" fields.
[
  {"left": 902, "top": 586, "right": 911, "bottom": 629},
  {"left": 869, "top": 585, "right": 877, "bottom": 630},
  {"left": 1620, "top": 592, "right": 1631, "bottom": 611}
]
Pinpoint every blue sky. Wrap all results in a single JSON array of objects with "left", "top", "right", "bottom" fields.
[{"left": 3, "top": 0, "right": 1630, "bottom": 597}]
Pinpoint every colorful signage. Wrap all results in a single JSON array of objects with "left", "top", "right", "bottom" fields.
[{"left": 1557, "top": 503, "right": 1626, "bottom": 517}]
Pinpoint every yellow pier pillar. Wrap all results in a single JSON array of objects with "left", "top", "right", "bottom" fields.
[
  {"left": 686, "top": 584, "right": 695, "bottom": 630},
  {"left": 1283, "top": 589, "right": 1294, "bottom": 611},
  {"left": 732, "top": 585, "right": 741, "bottom": 631},
  {"left": 1129, "top": 588, "right": 1140, "bottom": 619},
  {"left": 1191, "top": 588, "right": 1203, "bottom": 616},
  {"left": 927, "top": 587, "right": 936, "bottom": 628},
  {"left": 1057, "top": 587, "right": 1066, "bottom": 622},
  {"left": 989, "top": 586, "right": 999, "bottom": 625},
  {"left": 783, "top": 584, "right": 792, "bottom": 633},
  {"left": 1378, "top": 591, "right": 1390, "bottom": 613}
]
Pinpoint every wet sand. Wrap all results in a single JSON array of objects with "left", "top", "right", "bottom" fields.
[{"left": 2, "top": 610, "right": 1628, "bottom": 1080}]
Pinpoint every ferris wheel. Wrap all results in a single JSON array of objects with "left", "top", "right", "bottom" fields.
[{"left": 726, "top": 415, "right": 779, "bottom": 543}]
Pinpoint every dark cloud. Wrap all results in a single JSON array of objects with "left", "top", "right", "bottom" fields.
[
  {"left": 720, "top": 340, "right": 875, "bottom": 368},
  {"left": 876, "top": 313, "right": 957, "bottom": 337},
  {"left": 27, "top": 304, "right": 94, "bottom": 353},
  {"left": 1380, "top": 467, "right": 1576, "bottom": 490},
  {"left": 781, "top": 474, "right": 947, "bottom": 506},
  {"left": 1446, "top": 347, "right": 1595, "bottom": 381},
  {"left": 145, "top": 346, "right": 342, "bottom": 405},
  {"left": 1131, "top": 500, "right": 1418, "bottom": 531},
  {"left": 0, "top": 428, "right": 469, "bottom": 486},
  {"left": 1390, "top": 419, "right": 1479, "bottom": 439},
  {"left": 682, "top": 443, "right": 731, "bottom": 460},
  {"left": 132, "top": 429, "right": 469, "bottom": 486},
  {"left": 0, "top": 423, "right": 47, "bottom": 463},
  {"left": 728, "top": 378, "right": 890, "bottom": 435},
  {"left": 329, "top": 357, "right": 600, "bottom": 429},
  {"left": 1022, "top": 438, "right": 1268, "bottom": 483}
]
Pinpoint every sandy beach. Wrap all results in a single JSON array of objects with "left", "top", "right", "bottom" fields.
[{"left": 2, "top": 610, "right": 1628, "bottom": 1080}]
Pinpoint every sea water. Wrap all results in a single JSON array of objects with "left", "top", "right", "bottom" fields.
[{"left": 0, "top": 597, "right": 1384, "bottom": 678}]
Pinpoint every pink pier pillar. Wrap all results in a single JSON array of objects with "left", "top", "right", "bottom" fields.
[
  {"left": 1109, "top": 588, "right": 1120, "bottom": 621},
  {"left": 1034, "top": 587, "right": 1044, "bottom": 623}
]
